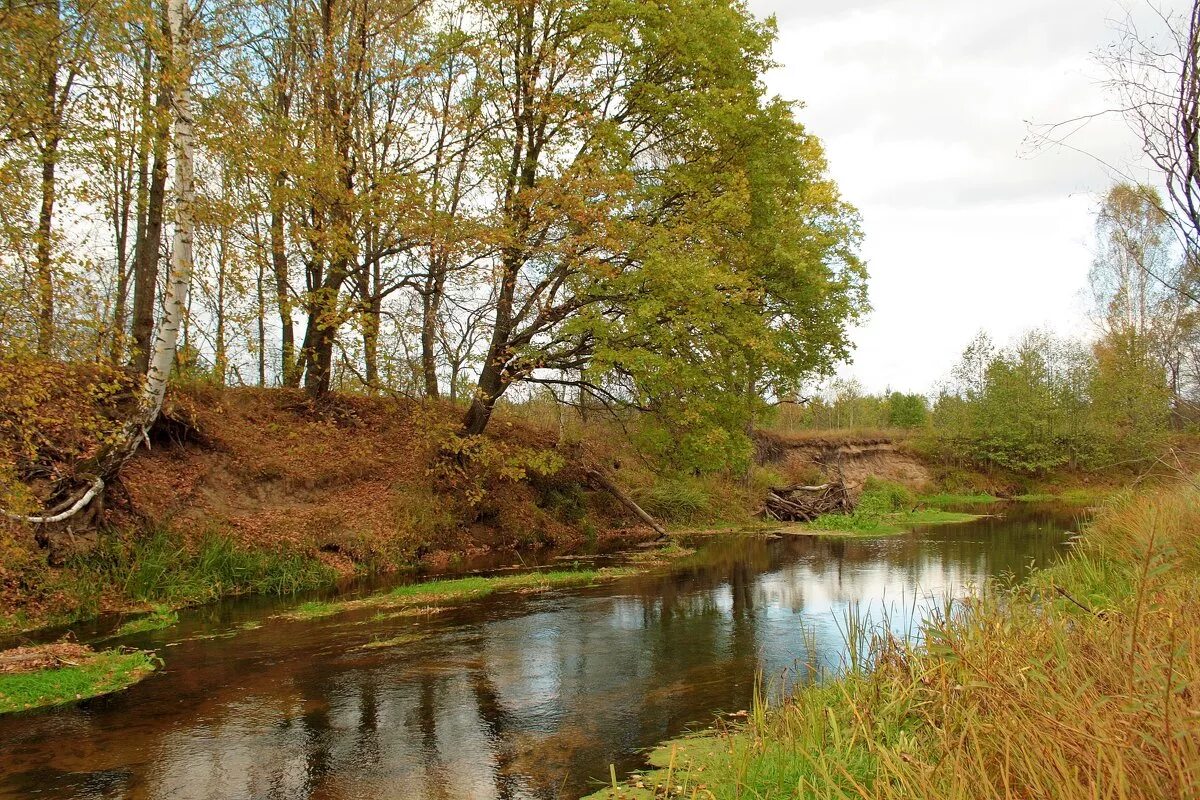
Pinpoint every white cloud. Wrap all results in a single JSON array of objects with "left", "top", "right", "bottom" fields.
[{"left": 748, "top": 0, "right": 1185, "bottom": 392}]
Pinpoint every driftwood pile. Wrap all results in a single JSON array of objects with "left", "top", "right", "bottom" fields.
[{"left": 761, "top": 482, "right": 853, "bottom": 522}]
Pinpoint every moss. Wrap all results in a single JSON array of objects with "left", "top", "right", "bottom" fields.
[
  {"left": 0, "top": 650, "right": 157, "bottom": 715},
  {"left": 356, "top": 632, "right": 427, "bottom": 650}
]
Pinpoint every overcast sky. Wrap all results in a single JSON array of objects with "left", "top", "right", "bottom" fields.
[{"left": 747, "top": 0, "right": 1178, "bottom": 394}]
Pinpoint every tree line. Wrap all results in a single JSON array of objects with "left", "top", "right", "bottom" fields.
[
  {"left": 0, "top": 0, "right": 866, "bottom": 443},
  {"left": 773, "top": 181, "right": 1194, "bottom": 475}
]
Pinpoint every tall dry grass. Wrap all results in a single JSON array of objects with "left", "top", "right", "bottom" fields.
[{"left": 593, "top": 481, "right": 1200, "bottom": 799}]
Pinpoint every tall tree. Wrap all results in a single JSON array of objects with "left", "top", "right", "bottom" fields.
[{"left": 1105, "top": 2, "right": 1200, "bottom": 266}]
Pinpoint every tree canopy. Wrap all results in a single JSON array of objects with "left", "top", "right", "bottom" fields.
[{"left": 0, "top": 0, "right": 865, "bottom": 465}]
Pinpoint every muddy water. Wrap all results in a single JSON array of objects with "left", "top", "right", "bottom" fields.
[{"left": 0, "top": 504, "right": 1081, "bottom": 800}]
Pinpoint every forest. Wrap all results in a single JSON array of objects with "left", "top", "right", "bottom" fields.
[
  {"left": 0, "top": 0, "right": 863, "bottom": 446},
  {"left": 1, "top": 0, "right": 1199, "bottom": 799}
]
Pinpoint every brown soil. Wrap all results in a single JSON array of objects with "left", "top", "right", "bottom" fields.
[
  {"left": 0, "top": 374, "right": 660, "bottom": 631},
  {"left": 112, "top": 387, "right": 655, "bottom": 570},
  {"left": 753, "top": 430, "right": 933, "bottom": 495}
]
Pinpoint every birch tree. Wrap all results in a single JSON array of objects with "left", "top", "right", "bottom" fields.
[{"left": 3, "top": 0, "right": 196, "bottom": 523}]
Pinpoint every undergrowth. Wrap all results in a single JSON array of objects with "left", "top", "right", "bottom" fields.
[
  {"left": 76, "top": 528, "right": 335, "bottom": 608},
  {"left": 808, "top": 478, "right": 977, "bottom": 534}
]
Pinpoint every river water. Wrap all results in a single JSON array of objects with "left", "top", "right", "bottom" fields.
[{"left": 0, "top": 503, "right": 1083, "bottom": 800}]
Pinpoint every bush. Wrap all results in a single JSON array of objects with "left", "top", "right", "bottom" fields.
[
  {"left": 636, "top": 477, "right": 712, "bottom": 522},
  {"left": 855, "top": 478, "right": 914, "bottom": 519}
]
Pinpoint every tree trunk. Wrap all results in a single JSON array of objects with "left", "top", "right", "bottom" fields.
[
  {"left": 302, "top": 274, "right": 347, "bottom": 398},
  {"left": 35, "top": 135, "right": 58, "bottom": 356},
  {"left": 256, "top": 252, "right": 266, "bottom": 385},
  {"left": 110, "top": 186, "right": 132, "bottom": 363},
  {"left": 362, "top": 288, "right": 381, "bottom": 391},
  {"left": 143, "top": 0, "right": 195, "bottom": 415},
  {"left": 463, "top": 249, "right": 519, "bottom": 434},
  {"left": 270, "top": 172, "right": 298, "bottom": 387},
  {"left": 420, "top": 284, "right": 440, "bottom": 399},
  {"left": 130, "top": 76, "right": 171, "bottom": 373},
  {"left": 3, "top": 0, "right": 195, "bottom": 530}
]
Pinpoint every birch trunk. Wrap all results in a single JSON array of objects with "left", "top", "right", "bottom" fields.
[
  {"left": 4, "top": 0, "right": 195, "bottom": 526},
  {"left": 141, "top": 0, "right": 194, "bottom": 423}
]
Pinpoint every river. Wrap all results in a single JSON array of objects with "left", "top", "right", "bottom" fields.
[{"left": 0, "top": 502, "right": 1083, "bottom": 800}]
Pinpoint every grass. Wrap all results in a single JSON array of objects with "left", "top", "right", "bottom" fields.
[
  {"left": 0, "top": 649, "right": 157, "bottom": 715},
  {"left": 77, "top": 528, "right": 336, "bottom": 606},
  {"left": 800, "top": 479, "right": 980, "bottom": 536},
  {"left": 105, "top": 606, "right": 178, "bottom": 639},
  {"left": 803, "top": 508, "right": 978, "bottom": 535},
  {"left": 283, "top": 568, "right": 636, "bottom": 621},
  {"left": 0, "top": 527, "right": 339, "bottom": 636},
  {"left": 918, "top": 491, "right": 999, "bottom": 506},
  {"left": 589, "top": 479, "right": 1200, "bottom": 800}
]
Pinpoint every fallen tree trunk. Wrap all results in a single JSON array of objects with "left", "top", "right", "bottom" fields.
[
  {"left": 761, "top": 482, "right": 853, "bottom": 522},
  {"left": 585, "top": 468, "right": 667, "bottom": 539}
]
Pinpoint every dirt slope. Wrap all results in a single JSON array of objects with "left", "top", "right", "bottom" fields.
[{"left": 753, "top": 430, "right": 932, "bottom": 494}]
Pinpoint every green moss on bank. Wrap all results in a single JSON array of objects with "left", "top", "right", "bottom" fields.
[
  {"left": 0, "top": 650, "right": 157, "bottom": 715},
  {"left": 283, "top": 568, "right": 636, "bottom": 621}
]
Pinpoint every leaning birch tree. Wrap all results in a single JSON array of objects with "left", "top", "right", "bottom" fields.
[{"left": 3, "top": 0, "right": 197, "bottom": 525}]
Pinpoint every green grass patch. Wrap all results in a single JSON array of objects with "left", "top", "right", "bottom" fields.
[
  {"left": 0, "top": 650, "right": 157, "bottom": 715},
  {"left": 802, "top": 479, "right": 980, "bottom": 536},
  {"left": 635, "top": 478, "right": 711, "bottom": 523},
  {"left": 74, "top": 528, "right": 336, "bottom": 609},
  {"left": 804, "top": 508, "right": 978, "bottom": 535},
  {"left": 919, "top": 492, "right": 999, "bottom": 506},
  {"left": 105, "top": 606, "right": 178, "bottom": 639},
  {"left": 283, "top": 568, "right": 636, "bottom": 621},
  {"left": 1013, "top": 488, "right": 1117, "bottom": 505}
]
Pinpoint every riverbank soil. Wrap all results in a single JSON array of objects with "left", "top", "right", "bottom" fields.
[
  {"left": 0, "top": 364, "right": 1165, "bottom": 636},
  {"left": 0, "top": 369, "right": 661, "bottom": 633}
]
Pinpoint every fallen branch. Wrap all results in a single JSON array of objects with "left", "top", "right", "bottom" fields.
[
  {"left": 761, "top": 481, "right": 853, "bottom": 522},
  {"left": 585, "top": 468, "right": 667, "bottom": 539}
]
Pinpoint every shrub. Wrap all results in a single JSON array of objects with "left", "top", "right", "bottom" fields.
[{"left": 636, "top": 477, "right": 712, "bottom": 523}]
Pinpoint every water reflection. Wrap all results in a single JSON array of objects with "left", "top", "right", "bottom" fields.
[{"left": 0, "top": 504, "right": 1078, "bottom": 800}]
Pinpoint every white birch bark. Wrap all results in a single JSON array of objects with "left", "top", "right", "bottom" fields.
[
  {"left": 4, "top": 0, "right": 195, "bottom": 525},
  {"left": 140, "top": 0, "right": 195, "bottom": 425}
]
